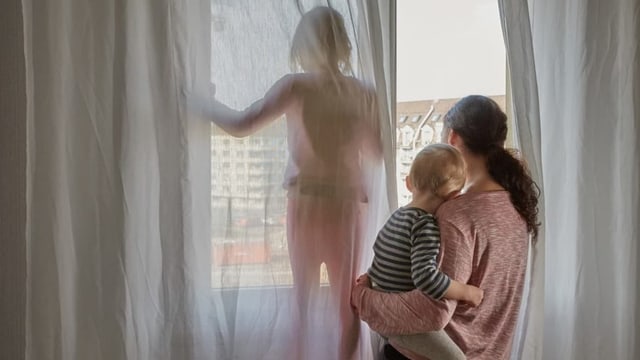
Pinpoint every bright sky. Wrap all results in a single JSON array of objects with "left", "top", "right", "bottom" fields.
[{"left": 397, "top": 0, "right": 506, "bottom": 101}]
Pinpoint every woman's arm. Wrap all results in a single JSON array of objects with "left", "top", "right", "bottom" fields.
[
  {"left": 352, "top": 217, "right": 475, "bottom": 336},
  {"left": 352, "top": 283, "right": 453, "bottom": 336},
  {"left": 191, "top": 74, "right": 296, "bottom": 137}
]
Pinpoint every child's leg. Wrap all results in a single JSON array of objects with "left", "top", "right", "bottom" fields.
[{"left": 389, "top": 332, "right": 466, "bottom": 360}]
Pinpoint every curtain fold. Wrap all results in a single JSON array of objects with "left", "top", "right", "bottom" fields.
[
  {"left": 497, "top": 2, "right": 545, "bottom": 359},
  {"left": 24, "top": 1, "right": 212, "bottom": 359},
  {"left": 500, "top": 0, "right": 640, "bottom": 358}
]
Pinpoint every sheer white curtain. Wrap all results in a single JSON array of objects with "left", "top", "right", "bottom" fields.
[
  {"left": 500, "top": 0, "right": 640, "bottom": 359},
  {"left": 498, "top": 2, "right": 545, "bottom": 359},
  {"left": 25, "top": 0, "right": 213, "bottom": 359},
  {"left": 207, "top": 1, "right": 393, "bottom": 359},
  {"left": 23, "top": 0, "right": 394, "bottom": 359}
]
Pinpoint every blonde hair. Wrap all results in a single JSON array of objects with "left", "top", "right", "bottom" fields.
[
  {"left": 290, "top": 6, "right": 352, "bottom": 74},
  {"left": 408, "top": 144, "right": 466, "bottom": 198}
]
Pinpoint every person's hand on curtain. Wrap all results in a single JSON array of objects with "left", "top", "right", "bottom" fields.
[{"left": 183, "top": 83, "right": 216, "bottom": 118}]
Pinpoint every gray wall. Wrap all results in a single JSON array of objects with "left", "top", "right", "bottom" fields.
[{"left": 0, "top": 0, "right": 26, "bottom": 358}]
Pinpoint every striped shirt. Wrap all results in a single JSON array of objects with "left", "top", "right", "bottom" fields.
[{"left": 368, "top": 207, "right": 451, "bottom": 299}]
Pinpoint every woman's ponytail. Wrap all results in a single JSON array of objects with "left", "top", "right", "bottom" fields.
[{"left": 486, "top": 146, "right": 541, "bottom": 240}]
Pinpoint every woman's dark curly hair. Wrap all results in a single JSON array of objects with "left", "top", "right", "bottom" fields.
[{"left": 444, "top": 95, "right": 540, "bottom": 240}]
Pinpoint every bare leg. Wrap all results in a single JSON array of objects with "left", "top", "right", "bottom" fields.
[
  {"left": 287, "top": 197, "right": 322, "bottom": 360},
  {"left": 323, "top": 201, "right": 362, "bottom": 360},
  {"left": 287, "top": 196, "right": 365, "bottom": 360}
]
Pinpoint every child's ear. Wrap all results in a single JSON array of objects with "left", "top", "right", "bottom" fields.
[{"left": 405, "top": 176, "right": 413, "bottom": 192}]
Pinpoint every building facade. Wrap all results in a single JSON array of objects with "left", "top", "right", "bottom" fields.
[{"left": 395, "top": 96, "right": 506, "bottom": 205}]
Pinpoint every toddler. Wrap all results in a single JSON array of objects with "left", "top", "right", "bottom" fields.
[{"left": 367, "top": 143, "right": 483, "bottom": 360}]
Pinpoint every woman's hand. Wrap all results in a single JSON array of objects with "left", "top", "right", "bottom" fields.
[
  {"left": 355, "top": 273, "right": 372, "bottom": 288},
  {"left": 351, "top": 273, "right": 372, "bottom": 316}
]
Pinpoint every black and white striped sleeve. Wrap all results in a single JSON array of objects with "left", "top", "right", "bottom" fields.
[{"left": 409, "top": 215, "right": 451, "bottom": 299}]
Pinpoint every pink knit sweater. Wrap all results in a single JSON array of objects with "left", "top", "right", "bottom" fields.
[{"left": 352, "top": 191, "right": 529, "bottom": 360}]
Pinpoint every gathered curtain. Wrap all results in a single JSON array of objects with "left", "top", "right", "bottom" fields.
[
  {"left": 500, "top": 0, "right": 640, "bottom": 358},
  {"left": 23, "top": 0, "right": 394, "bottom": 359},
  {"left": 24, "top": 0, "right": 213, "bottom": 359}
]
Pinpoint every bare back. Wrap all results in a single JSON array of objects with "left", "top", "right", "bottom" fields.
[{"left": 282, "top": 73, "right": 381, "bottom": 194}]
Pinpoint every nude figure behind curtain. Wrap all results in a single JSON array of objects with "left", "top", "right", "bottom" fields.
[{"left": 189, "top": 6, "right": 383, "bottom": 359}]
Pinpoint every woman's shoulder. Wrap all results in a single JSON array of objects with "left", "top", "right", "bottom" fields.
[
  {"left": 261, "top": 74, "right": 301, "bottom": 101},
  {"left": 272, "top": 73, "right": 302, "bottom": 89},
  {"left": 279, "top": 72, "right": 307, "bottom": 82},
  {"left": 271, "top": 73, "right": 322, "bottom": 92},
  {"left": 436, "top": 191, "right": 512, "bottom": 219}
]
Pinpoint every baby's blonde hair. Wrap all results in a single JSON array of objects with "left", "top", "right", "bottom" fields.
[
  {"left": 290, "top": 6, "right": 352, "bottom": 74},
  {"left": 408, "top": 144, "right": 466, "bottom": 199}
]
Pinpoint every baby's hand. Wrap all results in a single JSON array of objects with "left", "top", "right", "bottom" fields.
[{"left": 467, "top": 286, "right": 484, "bottom": 307}]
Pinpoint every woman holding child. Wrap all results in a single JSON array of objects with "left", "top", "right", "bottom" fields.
[{"left": 353, "top": 95, "right": 540, "bottom": 360}]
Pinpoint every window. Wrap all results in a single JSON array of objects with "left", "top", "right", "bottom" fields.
[
  {"left": 209, "top": 0, "right": 508, "bottom": 289},
  {"left": 211, "top": 128, "right": 290, "bottom": 288},
  {"left": 399, "top": 126, "right": 415, "bottom": 148},
  {"left": 396, "top": 0, "right": 508, "bottom": 206},
  {"left": 420, "top": 126, "right": 435, "bottom": 145}
]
